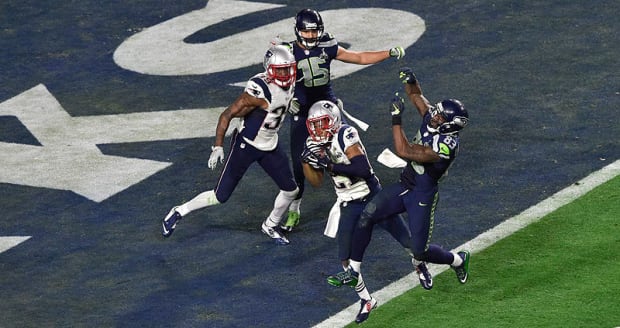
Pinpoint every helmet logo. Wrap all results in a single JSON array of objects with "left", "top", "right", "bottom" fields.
[
  {"left": 304, "top": 23, "right": 318, "bottom": 29},
  {"left": 264, "top": 50, "right": 274, "bottom": 62}
]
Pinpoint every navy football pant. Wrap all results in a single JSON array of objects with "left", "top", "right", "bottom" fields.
[
  {"left": 214, "top": 130, "right": 297, "bottom": 203},
  {"left": 337, "top": 192, "right": 411, "bottom": 262},
  {"left": 352, "top": 182, "right": 453, "bottom": 265}
]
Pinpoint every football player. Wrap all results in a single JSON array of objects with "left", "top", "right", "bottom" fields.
[
  {"left": 161, "top": 45, "right": 298, "bottom": 246},
  {"left": 300, "top": 100, "right": 412, "bottom": 323},
  {"left": 277, "top": 8, "right": 406, "bottom": 232},
  {"left": 329, "top": 68, "right": 471, "bottom": 295}
]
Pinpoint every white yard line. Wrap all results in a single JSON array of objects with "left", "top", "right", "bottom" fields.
[{"left": 314, "top": 159, "right": 620, "bottom": 328}]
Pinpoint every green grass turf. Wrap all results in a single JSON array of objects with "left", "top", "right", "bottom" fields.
[{"left": 349, "top": 175, "right": 620, "bottom": 328}]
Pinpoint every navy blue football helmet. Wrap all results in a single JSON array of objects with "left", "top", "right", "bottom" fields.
[
  {"left": 294, "top": 9, "right": 324, "bottom": 49},
  {"left": 428, "top": 99, "right": 469, "bottom": 134}
]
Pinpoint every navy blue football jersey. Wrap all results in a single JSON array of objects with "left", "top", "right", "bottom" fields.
[
  {"left": 288, "top": 33, "right": 339, "bottom": 115},
  {"left": 400, "top": 112, "right": 460, "bottom": 191}
]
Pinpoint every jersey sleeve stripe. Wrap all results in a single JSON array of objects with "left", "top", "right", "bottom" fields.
[{"left": 251, "top": 77, "right": 272, "bottom": 103}]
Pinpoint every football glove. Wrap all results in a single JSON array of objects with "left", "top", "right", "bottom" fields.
[
  {"left": 288, "top": 98, "right": 301, "bottom": 115},
  {"left": 399, "top": 67, "right": 417, "bottom": 84},
  {"left": 301, "top": 144, "right": 330, "bottom": 170},
  {"left": 389, "top": 46, "right": 405, "bottom": 60},
  {"left": 390, "top": 93, "right": 405, "bottom": 126},
  {"left": 208, "top": 146, "right": 224, "bottom": 170}
]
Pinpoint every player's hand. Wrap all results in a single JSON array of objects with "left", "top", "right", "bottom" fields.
[
  {"left": 390, "top": 93, "right": 405, "bottom": 126},
  {"left": 389, "top": 46, "right": 405, "bottom": 60},
  {"left": 399, "top": 67, "right": 417, "bottom": 84},
  {"left": 305, "top": 154, "right": 330, "bottom": 170},
  {"left": 288, "top": 98, "right": 301, "bottom": 115},
  {"left": 208, "top": 146, "right": 224, "bottom": 170},
  {"left": 301, "top": 144, "right": 330, "bottom": 170}
]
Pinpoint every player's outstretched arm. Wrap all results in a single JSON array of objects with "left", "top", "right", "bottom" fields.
[
  {"left": 335, "top": 45, "right": 404, "bottom": 65},
  {"left": 399, "top": 67, "right": 431, "bottom": 117}
]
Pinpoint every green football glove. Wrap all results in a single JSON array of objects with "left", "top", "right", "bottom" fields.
[
  {"left": 399, "top": 67, "right": 417, "bottom": 84},
  {"left": 389, "top": 46, "right": 405, "bottom": 60},
  {"left": 288, "top": 98, "right": 301, "bottom": 115}
]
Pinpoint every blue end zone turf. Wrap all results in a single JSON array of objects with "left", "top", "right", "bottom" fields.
[{"left": 1, "top": 1, "right": 618, "bottom": 326}]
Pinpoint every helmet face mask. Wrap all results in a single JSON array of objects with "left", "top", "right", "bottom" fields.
[
  {"left": 264, "top": 45, "right": 297, "bottom": 88},
  {"left": 295, "top": 9, "right": 324, "bottom": 49},
  {"left": 428, "top": 99, "right": 469, "bottom": 135},
  {"left": 306, "top": 100, "right": 341, "bottom": 143}
]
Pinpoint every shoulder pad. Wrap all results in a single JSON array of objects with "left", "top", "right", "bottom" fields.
[
  {"left": 322, "top": 32, "right": 336, "bottom": 41},
  {"left": 245, "top": 74, "right": 270, "bottom": 101},
  {"left": 320, "top": 33, "right": 337, "bottom": 47}
]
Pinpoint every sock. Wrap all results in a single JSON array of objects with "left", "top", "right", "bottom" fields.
[
  {"left": 177, "top": 190, "right": 219, "bottom": 216},
  {"left": 349, "top": 260, "right": 362, "bottom": 273},
  {"left": 266, "top": 188, "right": 298, "bottom": 226},
  {"left": 347, "top": 260, "right": 371, "bottom": 299},
  {"left": 355, "top": 271, "right": 371, "bottom": 301},
  {"left": 288, "top": 198, "right": 301, "bottom": 213},
  {"left": 263, "top": 216, "right": 280, "bottom": 228},
  {"left": 451, "top": 252, "right": 463, "bottom": 267}
]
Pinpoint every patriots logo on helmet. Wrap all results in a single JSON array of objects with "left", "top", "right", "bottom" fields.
[{"left": 265, "top": 49, "right": 274, "bottom": 60}]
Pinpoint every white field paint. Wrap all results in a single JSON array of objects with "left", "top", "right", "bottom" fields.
[
  {"left": 0, "top": 237, "right": 31, "bottom": 254},
  {"left": 0, "top": 84, "right": 229, "bottom": 202},
  {"left": 0, "top": 1, "right": 425, "bottom": 253},
  {"left": 1, "top": 2, "right": 425, "bottom": 203},
  {"left": 313, "top": 159, "right": 620, "bottom": 328},
  {"left": 113, "top": 0, "right": 425, "bottom": 77}
]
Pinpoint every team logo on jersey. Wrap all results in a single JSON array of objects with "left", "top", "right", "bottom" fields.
[
  {"left": 439, "top": 143, "right": 451, "bottom": 156},
  {"left": 248, "top": 85, "right": 262, "bottom": 97},
  {"left": 319, "top": 49, "right": 329, "bottom": 60}
]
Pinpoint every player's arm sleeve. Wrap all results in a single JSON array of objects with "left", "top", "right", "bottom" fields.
[
  {"left": 329, "top": 155, "right": 373, "bottom": 179},
  {"left": 329, "top": 126, "right": 372, "bottom": 178}
]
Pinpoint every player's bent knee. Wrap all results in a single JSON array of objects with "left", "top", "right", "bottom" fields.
[
  {"left": 358, "top": 201, "right": 379, "bottom": 229},
  {"left": 358, "top": 210, "right": 374, "bottom": 229}
]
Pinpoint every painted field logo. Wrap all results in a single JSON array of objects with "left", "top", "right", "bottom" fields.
[{"left": 1, "top": 0, "right": 425, "bottom": 202}]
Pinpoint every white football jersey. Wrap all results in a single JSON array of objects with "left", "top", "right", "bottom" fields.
[{"left": 239, "top": 72, "right": 294, "bottom": 151}]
